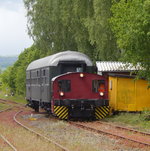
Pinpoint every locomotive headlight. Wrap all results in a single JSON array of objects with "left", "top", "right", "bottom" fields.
[
  {"left": 60, "top": 91, "right": 64, "bottom": 96},
  {"left": 80, "top": 73, "right": 84, "bottom": 78},
  {"left": 100, "top": 92, "right": 104, "bottom": 96}
]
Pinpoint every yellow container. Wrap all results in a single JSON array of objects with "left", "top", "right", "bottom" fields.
[{"left": 109, "top": 75, "right": 150, "bottom": 112}]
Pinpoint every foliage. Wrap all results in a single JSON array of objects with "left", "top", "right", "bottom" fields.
[
  {"left": 110, "top": 0, "right": 150, "bottom": 80},
  {"left": 0, "top": 45, "right": 40, "bottom": 95},
  {"left": 0, "top": 67, "right": 12, "bottom": 93},
  {"left": 84, "top": 0, "right": 120, "bottom": 61},
  {"left": 0, "top": 68, "right": 2, "bottom": 74},
  {"left": 24, "top": 0, "right": 119, "bottom": 61}
]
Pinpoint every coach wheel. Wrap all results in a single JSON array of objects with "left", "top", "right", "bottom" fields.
[
  {"left": 34, "top": 106, "right": 39, "bottom": 112},
  {"left": 33, "top": 102, "right": 39, "bottom": 112}
]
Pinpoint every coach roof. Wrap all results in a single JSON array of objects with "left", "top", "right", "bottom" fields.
[{"left": 26, "top": 50, "right": 93, "bottom": 71}]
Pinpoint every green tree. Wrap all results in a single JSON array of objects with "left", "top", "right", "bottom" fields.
[
  {"left": 111, "top": 0, "right": 150, "bottom": 80},
  {"left": 0, "top": 45, "right": 40, "bottom": 95},
  {"left": 14, "top": 45, "right": 40, "bottom": 95},
  {"left": 0, "top": 67, "right": 2, "bottom": 74},
  {"left": 0, "top": 67, "right": 13, "bottom": 93},
  {"left": 84, "top": 0, "right": 120, "bottom": 61},
  {"left": 24, "top": 0, "right": 119, "bottom": 61},
  {"left": 24, "top": 0, "right": 77, "bottom": 55}
]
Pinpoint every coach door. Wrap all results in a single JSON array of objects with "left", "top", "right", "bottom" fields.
[{"left": 41, "top": 68, "right": 49, "bottom": 102}]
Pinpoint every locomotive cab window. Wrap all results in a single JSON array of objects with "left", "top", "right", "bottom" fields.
[
  {"left": 58, "top": 80, "right": 71, "bottom": 92},
  {"left": 92, "top": 80, "right": 105, "bottom": 92}
]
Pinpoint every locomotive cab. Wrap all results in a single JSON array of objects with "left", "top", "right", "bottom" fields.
[{"left": 51, "top": 72, "right": 109, "bottom": 120}]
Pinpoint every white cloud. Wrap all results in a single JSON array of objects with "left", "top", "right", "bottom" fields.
[{"left": 0, "top": 0, "right": 33, "bottom": 56}]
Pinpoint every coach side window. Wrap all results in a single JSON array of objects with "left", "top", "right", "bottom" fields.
[{"left": 58, "top": 80, "right": 71, "bottom": 92}]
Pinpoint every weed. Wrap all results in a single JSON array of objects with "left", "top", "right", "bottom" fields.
[
  {"left": 104, "top": 112, "right": 150, "bottom": 132},
  {"left": 140, "top": 110, "right": 150, "bottom": 121},
  {"left": 0, "top": 91, "right": 26, "bottom": 104},
  {"left": 0, "top": 103, "right": 9, "bottom": 110}
]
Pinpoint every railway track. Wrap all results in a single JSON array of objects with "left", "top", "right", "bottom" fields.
[
  {"left": 0, "top": 106, "right": 13, "bottom": 113},
  {"left": 0, "top": 99, "right": 13, "bottom": 112},
  {"left": 0, "top": 99, "right": 18, "bottom": 151},
  {"left": 0, "top": 99, "right": 70, "bottom": 151},
  {"left": 97, "top": 121, "right": 150, "bottom": 137},
  {"left": 1, "top": 98, "right": 150, "bottom": 150},
  {"left": 0, "top": 98, "right": 22, "bottom": 112},
  {"left": 0, "top": 134, "right": 17, "bottom": 151},
  {"left": 14, "top": 110, "right": 70, "bottom": 151},
  {"left": 70, "top": 121, "right": 150, "bottom": 148},
  {"left": 0, "top": 98, "right": 24, "bottom": 106}
]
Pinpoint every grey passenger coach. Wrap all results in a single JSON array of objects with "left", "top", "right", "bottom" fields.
[{"left": 26, "top": 51, "right": 94, "bottom": 112}]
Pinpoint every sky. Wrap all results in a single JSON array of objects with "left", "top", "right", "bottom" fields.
[{"left": 0, "top": 0, "right": 33, "bottom": 56}]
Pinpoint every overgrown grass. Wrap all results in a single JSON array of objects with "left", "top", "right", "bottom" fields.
[
  {"left": 0, "top": 103, "right": 9, "bottom": 110},
  {"left": 104, "top": 112, "right": 150, "bottom": 132},
  {"left": 0, "top": 91, "right": 26, "bottom": 104},
  {"left": 0, "top": 123, "right": 57, "bottom": 151}
]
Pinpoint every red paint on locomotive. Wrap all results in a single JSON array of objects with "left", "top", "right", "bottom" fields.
[{"left": 51, "top": 72, "right": 108, "bottom": 115}]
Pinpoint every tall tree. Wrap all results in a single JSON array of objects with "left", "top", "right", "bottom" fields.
[
  {"left": 1, "top": 45, "right": 40, "bottom": 95},
  {"left": 24, "top": 0, "right": 119, "bottom": 61},
  {"left": 111, "top": 0, "right": 150, "bottom": 80},
  {"left": 84, "top": 0, "right": 120, "bottom": 61},
  {"left": 24, "top": 0, "right": 77, "bottom": 55}
]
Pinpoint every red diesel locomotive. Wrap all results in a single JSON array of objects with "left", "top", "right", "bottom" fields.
[{"left": 51, "top": 72, "right": 109, "bottom": 119}]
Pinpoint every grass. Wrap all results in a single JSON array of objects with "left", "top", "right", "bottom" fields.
[
  {"left": 0, "top": 123, "right": 57, "bottom": 151},
  {"left": 0, "top": 91, "right": 26, "bottom": 104},
  {"left": 0, "top": 103, "right": 9, "bottom": 110},
  {"left": 104, "top": 112, "right": 150, "bottom": 132}
]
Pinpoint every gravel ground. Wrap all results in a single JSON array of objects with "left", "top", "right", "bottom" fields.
[{"left": 21, "top": 113, "right": 145, "bottom": 151}]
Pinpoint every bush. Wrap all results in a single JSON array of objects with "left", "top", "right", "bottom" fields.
[{"left": 140, "top": 110, "right": 150, "bottom": 121}]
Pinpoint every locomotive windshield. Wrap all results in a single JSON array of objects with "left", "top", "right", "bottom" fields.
[{"left": 58, "top": 80, "right": 71, "bottom": 92}]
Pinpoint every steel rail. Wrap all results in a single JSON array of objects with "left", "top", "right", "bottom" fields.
[
  {"left": 14, "top": 110, "right": 70, "bottom": 151},
  {"left": 69, "top": 122, "right": 150, "bottom": 147},
  {"left": 0, "top": 98, "right": 18, "bottom": 104},
  {"left": 0, "top": 100, "right": 14, "bottom": 113},
  {"left": 0, "top": 134, "right": 17, "bottom": 151},
  {"left": 0, "top": 107, "right": 12, "bottom": 113},
  {"left": 0, "top": 98, "right": 25, "bottom": 108},
  {"left": 0, "top": 99, "right": 17, "bottom": 150},
  {"left": 97, "top": 121, "right": 150, "bottom": 137},
  {"left": 0, "top": 98, "right": 25, "bottom": 113}
]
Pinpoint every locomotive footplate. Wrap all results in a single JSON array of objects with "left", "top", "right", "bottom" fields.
[{"left": 54, "top": 99, "right": 109, "bottom": 120}]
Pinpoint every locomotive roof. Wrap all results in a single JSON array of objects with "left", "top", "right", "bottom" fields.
[{"left": 26, "top": 50, "right": 93, "bottom": 71}]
